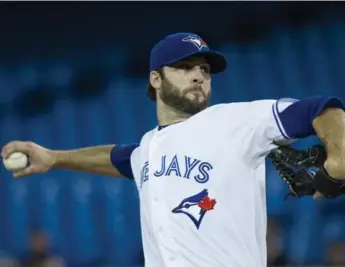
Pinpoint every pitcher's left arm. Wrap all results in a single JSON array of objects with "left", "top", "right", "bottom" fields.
[
  {"left": 252, "top": 96, "right": 345, "bottom": 198},
  {"left": 313, "top": 107, "right": 345, "bottom": 179}
]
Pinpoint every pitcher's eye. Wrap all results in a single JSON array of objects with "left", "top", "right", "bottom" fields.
[
  {"left": 200, "top": 64, "right": 211, "bottom": 74},
  {"left": 176, "top": 63, "right": 193, "bottom": 70}
]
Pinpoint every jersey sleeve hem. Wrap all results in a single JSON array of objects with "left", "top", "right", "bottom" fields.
[
  {"left": 271, "top": 98, "right": 298, "bottom": 140},
  {"left": 272, "top": 100, "right": 291, "bottom": 140}
]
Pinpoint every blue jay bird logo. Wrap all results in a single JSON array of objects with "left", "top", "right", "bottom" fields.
[
  {"left": 172, "top": 189, "right": 216, "bottom": 230},
  {"left": 182, "top": 35, "right": 208, "bottom": 51}
]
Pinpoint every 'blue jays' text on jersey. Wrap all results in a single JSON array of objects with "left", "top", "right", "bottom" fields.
[{"left": 111, "top": 97, "right": 344, "bottom": 267}]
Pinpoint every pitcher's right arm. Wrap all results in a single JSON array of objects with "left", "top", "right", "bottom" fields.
[{"left": 1, "top": 141, "right": 139, "bottom": 179}]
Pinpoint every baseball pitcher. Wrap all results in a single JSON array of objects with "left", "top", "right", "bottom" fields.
[{"left": 2, "top": 33, "right": 345, "bottom": 267}]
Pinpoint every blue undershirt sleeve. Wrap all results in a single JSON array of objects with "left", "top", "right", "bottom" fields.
[
  {"left": 274, "top": 96, "right": 345, "bottom": 139},
  {"left": 110, "top": 143, "right": 140, "bottom": 179}
]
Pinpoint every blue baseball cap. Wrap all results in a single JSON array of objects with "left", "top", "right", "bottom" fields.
[{"left": 149, "top": 32, "right": 227, "bottom": 73}]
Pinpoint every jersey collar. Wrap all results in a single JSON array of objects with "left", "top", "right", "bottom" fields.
[{"left": 157, "top": 125, "right": 170, "bottom": 131}]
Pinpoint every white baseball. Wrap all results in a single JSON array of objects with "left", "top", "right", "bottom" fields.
[{"left": 3, "top": 152, "right": 28, "bottom": 171}]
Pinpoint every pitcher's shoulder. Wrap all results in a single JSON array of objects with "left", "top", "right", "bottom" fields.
[
  {"left": 207, "top": 99, "right": 277, "bottom": 116},
  {"left": 139, "top": 128, "right": 157, "bottom": 145}
]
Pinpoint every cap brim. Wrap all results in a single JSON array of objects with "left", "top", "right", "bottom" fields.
[
  {"left": 164, "top": 50, "right": 227, "bottom": 74},
  {"left": 197, "top": 50, "right": 227, "bottom": 74}
]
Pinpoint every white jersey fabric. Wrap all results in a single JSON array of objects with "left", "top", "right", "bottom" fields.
[{"left": 130, "top": 99, "right": 296, "bottom": 267}]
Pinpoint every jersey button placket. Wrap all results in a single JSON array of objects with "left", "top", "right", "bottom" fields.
[
  {"left": 148, "top": 136, "right": 165, "bottom": 236},
  {"left": 149, "top": 135, "right": 174, "bottom": 262}
]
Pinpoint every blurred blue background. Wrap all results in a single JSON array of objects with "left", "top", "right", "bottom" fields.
[{"left": 0, "top": 2, "right": 345, "bottom": 267}]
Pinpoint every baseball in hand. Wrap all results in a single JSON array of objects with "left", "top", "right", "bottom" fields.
[{"left": 3, "top": 152, "right": 28, "bottom": 171}]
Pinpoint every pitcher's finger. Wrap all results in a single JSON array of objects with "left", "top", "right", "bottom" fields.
[
  {"left": 313, "top": 191, "right": 323, "bottom": 200},
  {"left": 13, "top": 166, "right": 35, "bottom": 178},
  {"left": 2, "top": 141, "right": 30, "bottom": 158}
]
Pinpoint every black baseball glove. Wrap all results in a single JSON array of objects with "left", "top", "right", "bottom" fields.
[{"left": 267, "top": 144, "right": 345, "bottom": 199}]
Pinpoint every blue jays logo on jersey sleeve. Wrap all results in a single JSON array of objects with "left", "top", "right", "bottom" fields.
[
  {"left": 172, "top": 189, "right": 216, "bottom": 230},
  {"left": 182, "top": 35, "right": 208, "bottom": 51}
]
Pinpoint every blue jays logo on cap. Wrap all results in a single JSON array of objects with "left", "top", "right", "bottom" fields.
[
  {"left": 172, "top": 189, "right": 216, "bottom": 230},
  {"left": 182, "top": 35, "right": 208, "bottom": 51}
]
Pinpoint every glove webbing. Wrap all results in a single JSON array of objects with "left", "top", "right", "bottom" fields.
[{"left": 268, "top": 152, "right": 297, "bottom": 199}]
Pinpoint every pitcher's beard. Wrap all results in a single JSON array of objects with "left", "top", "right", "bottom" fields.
[{"left": 159, "top": 80, "right": 210, "bottom": 115}]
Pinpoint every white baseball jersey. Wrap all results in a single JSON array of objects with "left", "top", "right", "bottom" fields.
[{"left": 129, "top": 99, "right": 296, "bottom": 267}]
